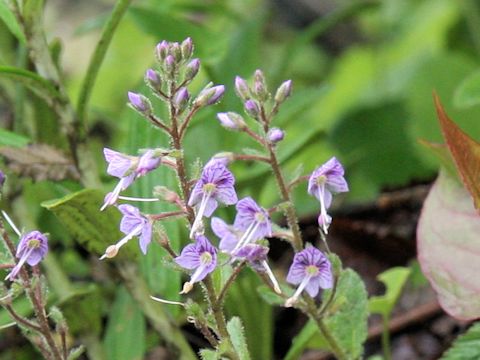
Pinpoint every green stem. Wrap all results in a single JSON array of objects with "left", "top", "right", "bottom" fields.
[
  {"left": 118, "top": 262, "right": 197, "bottom": 360},
  {"left": 306, "top": 298, "right": 347, "bottom": 360},
  {"left": 381, "top": 315, "right": 392, "bottom": 360},
  {"left": 76, "top": 0, "right": 133, "bottom": 138}
]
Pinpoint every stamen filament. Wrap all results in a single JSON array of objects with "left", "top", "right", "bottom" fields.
[
  {"left": 5, "top": 247, "right": 34, "bottom": 280},
  {"left": 189, "top": 191, "right": 211, "bottom": 238},
  {"left": 262, "top": 260, "right": 281, "bottom": 294},
  {"left": 285, "top": 274, "right": 312, "bottom": 307},
  {"left": 1, "top": 211, "right": 21, "bottom": 237},
  {"left": 317, "top": 186, "right": 329, "bottom": 234},
  {"left": 119, "top": 196, "right": 159, "bottom": 202},
  {"left": 99, "top": 223, "right": 144, "bottom": 260},
  {"left": 150, "top": 296, "right": 185, "bottom": 307}
]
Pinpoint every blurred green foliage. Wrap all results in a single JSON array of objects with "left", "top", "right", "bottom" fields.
[{"left": 2, "top": 0, "right": 480, "bottom": 358}]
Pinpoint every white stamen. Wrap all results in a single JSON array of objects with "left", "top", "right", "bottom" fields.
[
  {"left": 189, "top": 192, "right": 211, "bottom": 238},
  {"left": 5, "top": 247, "right": 34, "bottom": 281},
  {"left": 317, "top": 186, "right": 329, "bottom": 234},
  {"left": 1, "top": 211, "right": 21, "bottom": 237},
  {"left": 99, "top": 223, "right": 144, "bottom": 260},
  {"left": 150, "top": 296, "right": 185, "bottom": 307},
  {"left": 262, "top": 260, "right": 281, "bottom": 294},
  {"left": 119, "top": 196, "right": 159, "bottom": 202},
  {"left": 231, "top": 221, "right": 260, "bottom": 253},
  {"left": 285, "top": 274, "right": 312, "bottom": 307}
]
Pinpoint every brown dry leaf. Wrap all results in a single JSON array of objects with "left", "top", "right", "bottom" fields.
[
  {"left": 434, "top": 93, "right": 480, "bottom": 212},
  {"left": 0, "top": 144, "right": 80, "bottom": 181}
]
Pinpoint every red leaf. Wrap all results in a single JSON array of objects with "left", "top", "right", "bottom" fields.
[{"left": 434, "top": 93, "right": 480, "bottom": 212}]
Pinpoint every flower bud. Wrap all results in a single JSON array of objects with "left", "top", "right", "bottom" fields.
[
  {"left": 153, "top": 186, "right": 180, "bottom": 203},
  {"left": 253, "top": 69, "right": 269, "bottom": 100},
  {"left": 208, "top": 152, "right": 234, "bottom": 166},
  {"left": 268, "top": 128, "right": 285, "bottom": 144},
  {"left": 155, "top": 40, "right": 169, "bottom": 62},
  {"left": 181, "top": 37, "right": 193, "bottom": 59},
  {"left": 184, "top": 58, "right": 200, "bottom": 82},
  {"left": 0, "top": 170, "right": 5, "bottom": 189},
  {"left": 195, "top": 84, "right": 225, "bottom": 107},
  {"left": 145, "top": 69, "right": 162, "bottom": 91},
  {"left": 234, "top": 76, "right": 250, "bottom": 100},
  {"left": 274, "top": 80, "right": 292, "bottom": 104},
  {"left": 170, "top": 42, "right": 181, "bottom": 61},
  {"left": 244, "top": 99, "right": 260, "bottom": 119},
  {"left": 174, "top": 87, "right": 190, "bottom": 114},
  {"left": 217, "top": 112, "right": 246, "bottom": 130},
  {"left": 164, "top": 55, "right": 176, "bottom": 76},
  {"left": 128, "top": 92, "right": 152, "bottom": 115}
]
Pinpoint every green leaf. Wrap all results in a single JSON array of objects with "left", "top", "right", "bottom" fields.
[
  {"left": 441, "top": 322, "right": 480, "bottom": 359},
  {"left": 104, "top": 286, "right": 146, "bottom": 360},
  {"left": 417, "top": 170, "right": 480, "bottom": 320},
  {"left": 199, "top": 349, "right": 220, "bottom": 360},
  {"left": 369, "top": 267, "right": 411, "bottom": 318},
  {"left": 0, "top": 1, "right": 26, "bottom": 43},
  {"left": 227, "top": 317, "right": 251, "bottom": 360},
  {"left": 0, "top": 128, "right": 29, "bottom": 147},
  {"left": 454, "top": 70, "right": 480, "bottom": 108},
  {"left": 286, "top": 269, "right": 369, "bottom": 360},
  {"left": 434, "top": 94, "right": 480, "bottom": 212},
  {"left": 0, "top": 66, "right": 61, "bottom": 102},
  {"left": 42, "top": 189, "right": 136, "bottom": 259}
]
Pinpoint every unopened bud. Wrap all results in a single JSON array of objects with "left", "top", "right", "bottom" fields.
[
  {"left": 268, "top": 128, "right": 285, "bottom": 144},
  {"left": 274, "top": 80, "right": 292, "bottom": 104},
  {"left": 217, "top": 112, "right": 246, "bottom": 130},
  {"left": 254, "top": 69, "right": 269, "bottom": 100},
  {"left": 174, "top": 87, "right": 190, "bottom": 114},
  {"left": 184, "top": 58, "right": 200, "bottom": 82},
  {"left": 170, "top": 42, "right": 181, "bottom": 61},
  {"left": 244, "top": 99, "right": 260, "bottom": 119},
  {"left": 0, "top": 171, "right": 5, "bottom": 189},
  {"left": 153, "top": 186, "right": 179, "bottom": 203},
  {"left": 128, "top": 92, "right": 152, "bottom": 115},
  {"left": 145, "top": 69, "right": 162, "bottom": 91},
  {"left": 164, "top": 55, "right": 176, "bottom": 76},
  {"left": 234, "top": 76, "right": 250, "bottom": 100},
  {"left": 195, "top": 84, "right": 225, "bottom": 107},
  {"left": 181, "top": 37, "right": 193, "bottom": 59},
  {"left": 155, "top": 40, "right": 169, "bottom": 62}
]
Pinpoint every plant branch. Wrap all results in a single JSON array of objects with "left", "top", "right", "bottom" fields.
[{"left": 214, "top": 262, "right": 246, "bottom": 309}]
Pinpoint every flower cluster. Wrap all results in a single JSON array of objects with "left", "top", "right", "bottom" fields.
[{"left": 98, "top": 38, "right": 349, "bottom": 308}]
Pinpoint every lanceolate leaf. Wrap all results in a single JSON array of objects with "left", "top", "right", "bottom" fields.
[
  {"left": 227, "top": 317, "right": 251, "bottom": 360},
  {"left": 417, "top": 170, "right": 480, "bottom": 320},
  {"left": 434, "top": 94, "right": 480, "bottom": 212}
]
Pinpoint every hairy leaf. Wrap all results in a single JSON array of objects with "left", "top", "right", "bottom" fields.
[
  {"left": 441, "top": 322, "right": 480, "bottom": 359},
  {"left": 227, "top": 317, "right": 251, "bottom": 360},
  {"left": 417, "top": 170, "right": 480, "bottom": 320},
  {"left": 434, "top": 94, "right": 480, "bottom": 212},
  {"left": 0, "top": 128, "right": 30, "bottom": 147},
  {"left": 0, "top": 1, "right": 25, "bottom": 43},
  {"left": 0, "top": 144, "right": 80, "bottom": 181},
  {"left": 286, "top": 268, "right": 368, "bottom": 359}
]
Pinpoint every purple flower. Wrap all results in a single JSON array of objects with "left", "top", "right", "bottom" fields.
[
  {"left": 101, "top": 148, "right": 162, "bottom": 210},
  {"left": 175, "top": 235, "right": 217, "bottom": 293},
  {"left": 217, "top": 112, "right": 246, "bottom": 130},
  {"left": 185, "top": 58, "right": 200, "bottom": 82},
  {"left": 195, "top": 85, "right": 225, "bottom": 107},
  {"left": 211, "top": 217, "right": 241, "bottom": 252},
  {"left": 188, "top": 161, "right": 237, "bottom": 237},
  {"left": 145, "top": 69, "right": 161, "bottom": 88},
  {"left": 0, "top": 170, "right": 5, "bottom": 188},
  {"left": 307, "top": 157, "right": 348, "bottom": 233},
  {"left": 274, "top": 79, "right": 292, "bottom": 104},
  {"left": 6, "top": 231, "right": 48, "bottom": 281},
  {"left": 234, "top": 76, "right": 250, "bottom": 100},
  {"left": 100, "top": 204, "right": 152, "bottom": 259},
  {"left": 285, "top": 246, "right": 333, "bottom": 307},
  {"left": 244, "top": 99, "right": 260, "bottom": 119},
  {"left": 232, "top": 197, "right": 272, "bottom": 250},
  {"left": 268, "top": 128, "right": 285, "bottom": 144}
]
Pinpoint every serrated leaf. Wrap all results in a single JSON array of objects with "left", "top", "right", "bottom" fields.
[
  {"left": 369, "top": 267, "right": 411, "bottom": 318},
  {"left": 434, "top": 94, "right": 480, "bottom": 212},
  {"left": 286, "top": 268, "right": 368, "bottom": 360},
  {"left": 104, "top": 286, "right": 146, "bottom": 360},
  {"left": 0, "top": 144, "right": 80, "bottom": 181},
  {"left": 42, "top": 189, "right": 136, "bottom": 259},
  {"left": 441, "top": 322, "right": 480, "bottom": 359},
  {"left": 417, "top": 170, "right": 480, "bottom": 320},
  {"left": 227, "top": 317, "right": 251, "bottom": 360},
  {"left": 454, "top": 70, "right": 480, "bottom": 108}
]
